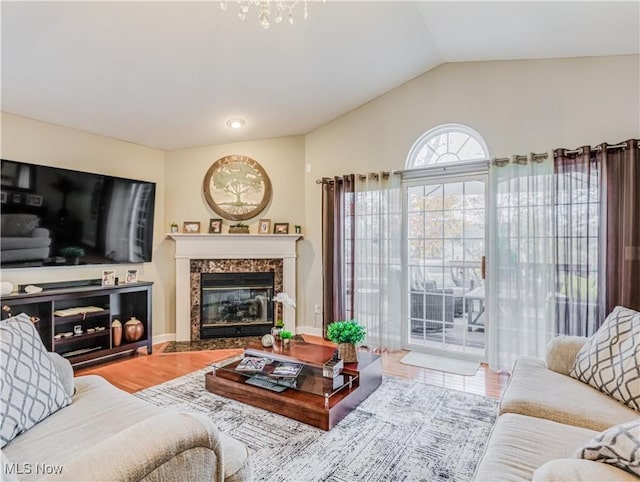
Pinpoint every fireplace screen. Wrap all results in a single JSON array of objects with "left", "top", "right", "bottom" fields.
[{"left": 200, "top": 272, "right": 274, "bottom": 338}]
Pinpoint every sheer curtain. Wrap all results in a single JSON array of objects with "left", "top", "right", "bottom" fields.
[
  {"left": 353, "top": 172, "right": 403, "bottom": 350},
  {"left": 553, "top": 139, "right": 640, "bottom": 334},
  {"left": 554, "top": 147, "right": 601, "bottom": 336},
  {"left": 321, "top": 175, "right": 354, "bottom": 334},
  {"left": 487, "top": 155, "right": 555, "bottom": 371}
]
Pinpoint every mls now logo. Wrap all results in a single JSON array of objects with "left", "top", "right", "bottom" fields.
[{"left": 4, "top": 463, "right": 64, "bottom": 475}]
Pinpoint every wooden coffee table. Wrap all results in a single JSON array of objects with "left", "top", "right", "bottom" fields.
[{"left": 204, "top": 340, "right": 382, "bottom": 430}]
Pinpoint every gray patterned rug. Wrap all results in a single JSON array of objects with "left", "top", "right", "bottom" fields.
[{"left": 135, "top": 367, "right": 497, "bottom": 481}]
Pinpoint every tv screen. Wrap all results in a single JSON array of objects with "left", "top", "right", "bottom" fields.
[{"left": 0, "top": 159, "right": 156, "bottom": 268}]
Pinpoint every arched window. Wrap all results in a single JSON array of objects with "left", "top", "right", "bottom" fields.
[{"left": 406, "top": 124, "right": 489, "bottom": 169}]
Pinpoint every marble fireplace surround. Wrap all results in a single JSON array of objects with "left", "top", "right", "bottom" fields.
[{"left": 169, "top": 234, "right": 301, "bottom": 341}]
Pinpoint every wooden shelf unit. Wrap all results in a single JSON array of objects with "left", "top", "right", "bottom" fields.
[{"left": 1, "top": 281, "right": 153, "bottom": 367}]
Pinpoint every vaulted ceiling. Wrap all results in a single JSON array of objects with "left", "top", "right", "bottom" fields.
[{"left": 2, "top": 1, "right": 638, "bottom": 151}]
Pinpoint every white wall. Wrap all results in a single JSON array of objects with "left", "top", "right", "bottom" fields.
[
  {"left": 163, "top": 136, "right": 307, "bottom": 335},
  {"left": 0, "top": 113, "right": 170, "bottom": 339},
  {"left": 3, "top": 55, "right": 638, "bottom": 339},
  {"left": 300, "top": 54, "right": 640, "bottom": 331}
]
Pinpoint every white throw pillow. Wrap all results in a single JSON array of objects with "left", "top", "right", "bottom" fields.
[
  {"left": 575, "top": 420, "right": 640, "bottom": 476},
  {"left": 0, "top": 314, "right": 71, "bottom": 447},
  {"left": 570, "top": 305, "right": 640, "bottom": 411}
]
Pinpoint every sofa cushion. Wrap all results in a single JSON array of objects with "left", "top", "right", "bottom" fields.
[
  {"left": 0, "top": 314, "right": 71, "bottom": 448},
  {"left": 0, "top": 451, "right": 19, "bottom": 482},
  {"left": 533, "top": 458, "right": 638, "bottom": 482},
  {"left": 545, "top": 335, "right": 588, "bottom": 376},
  {"left": 2, "top": 375, "right": 166, "bottom": 467},
  {"left": 500, "top": 356, "right": 638, "bottom": 431},
  {"left": 3, "top": 375, "right": 251, "bottom": 482},
  {"left": 576, "top": 419, "right": 640, "bottom": 476},
  {"left": 473, "top": 413, "right": 596, "bottom": 482},
  {"left": 570, "top": 305, "right": 640, "bottom": 411},
  {"left": 1, "top": 214, "right": 40, "bottom": 237}
]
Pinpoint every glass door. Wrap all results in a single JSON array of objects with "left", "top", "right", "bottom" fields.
[{"left": 405, "top": 175, "right": 486, "bottom": 358}]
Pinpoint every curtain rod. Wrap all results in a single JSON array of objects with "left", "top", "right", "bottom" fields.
[
  {"left": 559, "top": 142, "right": 631, "bottom": 156},
  {"left": 316, "top": 159, "right": 492, "bottom": 183},
  {"left": 315, "top": 171, "right": 401, "bottom": 184},
  {"left": 317, "top": 141, "right": 638, "bottom": 179},
  {"left": 492, "top": 152, "right": 548, "bottom": 166}
]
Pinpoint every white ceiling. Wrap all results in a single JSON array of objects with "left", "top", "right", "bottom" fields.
[{"left": 2, "top": 1, "right": 638, "bottom": 151}]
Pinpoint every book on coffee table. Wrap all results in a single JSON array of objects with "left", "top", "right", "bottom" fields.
[
  {"left": 236, "top": 356, "right": 269, "bottom": 373},
  {"left": 270, "top": 362, "right": 303, "bottom": 378}
]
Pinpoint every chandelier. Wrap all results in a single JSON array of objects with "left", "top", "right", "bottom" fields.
[{"left": 220, "top": 1, "right": 318, "bottom": 29}]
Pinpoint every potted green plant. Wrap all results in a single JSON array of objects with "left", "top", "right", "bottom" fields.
[
  {"left": 279, "top": 330, "right": 293, "bottom": 347},
  {"left": 326, "top": 320, "right": 366, "bottom": 362},
  {"left": 60, "top": 246, "right": 85, "bottom": 265}
]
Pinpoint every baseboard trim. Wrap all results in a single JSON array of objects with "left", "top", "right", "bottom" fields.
[
  {"left": 296, "top": 326, "right": 323, "bottom": 337},
  {"left": 152, "top": 333, "right": 176, "bottom": 345}
]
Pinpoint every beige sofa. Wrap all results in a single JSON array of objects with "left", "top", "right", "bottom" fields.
[
  {"left": 474, "top": 336, "right": 638, "bottom": 481},
  {"left": 2, "top": 353, "right": 252, "bottom": 482}
]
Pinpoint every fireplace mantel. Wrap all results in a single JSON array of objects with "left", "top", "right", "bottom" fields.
[{"left": 168, "top": 233, "right": 302, "bottom": 341}]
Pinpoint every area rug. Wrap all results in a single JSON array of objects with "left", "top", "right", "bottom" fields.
[
  {"left": 135, "top": 367, "right": 497, "bottom": 481},
  {"left": 161, "top": 335, "right": 305, "bottom": 353},
  {"left": 401, "top": 352, "right": 480, "bottom": 376}
]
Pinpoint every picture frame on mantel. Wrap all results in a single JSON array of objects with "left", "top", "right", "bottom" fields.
[
  {"left": 258, "top": 219, "right": 271, "bottom": 234},
  {"left": 209, "top": 218, "right": 222, "bottom": 234},
  {"left": 183, "top": 221, "right": 201, "bottom": 234},
  {"left": 273, "top": 223, "right": 289, "bottom": 234}
]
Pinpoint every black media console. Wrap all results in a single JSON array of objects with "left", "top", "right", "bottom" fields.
[{"left": 1, "top": 280, "right": 152, "bottom": 367}]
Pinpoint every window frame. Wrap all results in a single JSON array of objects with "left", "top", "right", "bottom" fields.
[{"left": 406, "top": 123, "right": 490, "bottom": 170}]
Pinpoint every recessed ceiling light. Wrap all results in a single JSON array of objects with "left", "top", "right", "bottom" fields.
[{"left": 226, "top": 118, "right": 245, "bottom": 129}]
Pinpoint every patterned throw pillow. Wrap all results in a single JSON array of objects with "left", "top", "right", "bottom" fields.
[
  {"left": 576, "top": 420, "right": 640, "bottom": 476},
  {"left": 0, "top": 314, "right": 71, "bottom": 448},
  {"left": 570, "top": 305, "right": 640, "bottom": 410}
]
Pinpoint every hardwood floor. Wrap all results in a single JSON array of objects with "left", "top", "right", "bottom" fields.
[{"left": 75, "top": 335, "right": 510, "bottom": 399}]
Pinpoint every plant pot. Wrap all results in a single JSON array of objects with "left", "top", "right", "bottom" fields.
[
  {"left": 66, "top": 256, "right": 80, "bottom": 265},
  {"left": 124, "top": 316, "right": 144, "bottom": 342},
  {"left": 337, "top": 343, "right": 358, "bottom": 363},
  {"left": 282, "top": 338, "right": 291, "bottom": 348}
]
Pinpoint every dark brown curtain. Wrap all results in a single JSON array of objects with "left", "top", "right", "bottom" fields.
[
  {"left": 601, "top": 139, "right": 640, "bottom": 314},
  {"left": 554, "top": 146, "right": 601, "bottom": 336},
  {"left": 321, "top": 175, "right": 354, "bottom": 336},
  {"left": 554, "top": 139, "right": 640, "bottom": 336}
]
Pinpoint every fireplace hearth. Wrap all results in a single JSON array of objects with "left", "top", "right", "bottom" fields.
[{"left": 200, "top": 272, "right": 274, "bottom": 339}]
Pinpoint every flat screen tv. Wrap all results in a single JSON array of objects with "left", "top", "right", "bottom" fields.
[{"left": 1, "top": 159, "right": 156, "bottom": 269}]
